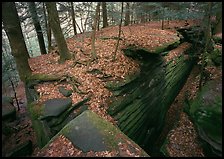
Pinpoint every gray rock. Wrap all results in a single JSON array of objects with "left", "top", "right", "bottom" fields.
[
  {"left": 58, "top": 86, "right": 73, "bottom": 97},
  {"left": 40, "top": 98, "right": 72, "bottom": 120}
]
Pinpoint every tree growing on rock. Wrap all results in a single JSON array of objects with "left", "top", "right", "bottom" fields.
[
  {"left": 45, "top": 2, "right": 71, "bottom": 63},
  {"left": 2, "top": 2, "right": 32, "bottom": 82}
]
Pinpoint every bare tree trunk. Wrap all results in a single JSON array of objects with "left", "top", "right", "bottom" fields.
[
  {"left": 70, "top": 2, "right": 77, "bottom": 36},
  {"left": 9, "top": 76, "right": 20, "bottom": 111},
  {"left": 2, "top": 48, "right": 20, "bottom": 111},
  {"left": 28, "top": 2, "right": 47, "bottom": 54},
  {"left": 113, "top": 2, "right": 124, "bottom": 61},
  {"left": 124, "top": 2, "right": 130, "bottom": 26},
  {"left": 199, "top": 2, "right": 214, "bottom": 90},
  {"left": 43, "top": 2, "right": 52, "bottom": 53},
  {"left": 91, "top": 2, "right": 100, "bottom": 60},
  {"left": 102, "top": 2, "right": 108, "bottom": 28},
  {"left": 74, "top": 19, "right": 82, "bottom": 34},
  {"left": 214, "top": 3, "right": 222, "bottom": 34},
  {"left": 97, "top": 7, "right": 100, "bottom": 31},
  {"left": 161, "top": 9, "right": 164, "bottom": 30},
  {"left": 45, "top": 2, "right": 71, "bottom": 63},
  {"left": 84, "top": 6, "right": 91, "bottom": 32},
  {"left": 2, "top": 2, "right": 32, "bottom": 82},
  {"left": 80, "top": 16, "right": 85, "bottom": 33}
]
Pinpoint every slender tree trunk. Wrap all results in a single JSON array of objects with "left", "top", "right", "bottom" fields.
[
  {"left": 43, "top": 3, "right": 53, "bottom": 52},
  {"left": 2, "top": 2, "right": 32, "bottom": 82},
  {"left": 113, "top": 2, "right": 124, "bottom": 61},
  {"left": 43, "top": 2, "right": 52, "bottom": 53},
  {"left": 102, "top": 2, "right": 108, "bottom": 28},
  {"left": 97, "top": 7, "right": 100, "bottom": 31},
  {"left": 124, "top": 2, "right": 130, "bottom": 26},
  {"left": 214, "top": 3, "right": 222, "bottom": 34},
  {"left": 2, "top": 50, "right": 20, "bottom": 111},
  {"left": 84, "top": 5, "right": 91, "bottom": 32},
  {"left": 9, "top": 76, "right": 20, "bottom": 111},
  {"left": 28, "top": 2, "right": 47, "bottom": 54},
  {"left": 45, "top": 2, "right": 71, "bottom": 63},
  {"left": 75, "top": 19, "right": 83, "bottom": 34},
  {"left": 70, "top": 2, "right": 77, "bottom": 36},
  {"left": 80, "top": 16, "right": 85, "bottom": 33},
  {"left": 91, "top": 2, "right": 100, "bottom": 60},
  {"left": 199, "top": 2, "right": 213, "bottom": 90},
  {"left": 161, "top": 9, "right": 164, "bottom": 30}
]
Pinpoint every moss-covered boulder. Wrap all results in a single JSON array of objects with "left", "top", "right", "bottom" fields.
[
  {"left": 27, "top": 96, "right": 89, "bottom": 148},
  {"left": 108, "top": 41, "right": 195, "bottom": 153},
  {"left": 188, "top": 79, "right": 222, "bottom": 157},
  {"left": 37, "top": 110, "right": 149, "bottom": 157}
]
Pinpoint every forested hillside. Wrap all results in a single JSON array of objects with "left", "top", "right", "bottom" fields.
[{"left": 2, "top": 2, "right": 222, "bottom": 157}]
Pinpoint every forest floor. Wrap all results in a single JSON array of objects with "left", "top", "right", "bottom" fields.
[{"left": 2, "top": 19, "right": 222, "bottom": 157}]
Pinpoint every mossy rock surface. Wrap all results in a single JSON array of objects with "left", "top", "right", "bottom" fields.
[
  {"left": 42, "top": 110, "right": 149, "bottom": 156},
  {"left": 189, "top": 79, "right": 222, "bottom": 157},
  {"left": 40, "top": 98, "right": 72, "bottom": 120},
  {"left": 8, "top": 140, "right": 32, "bottom": 157}
]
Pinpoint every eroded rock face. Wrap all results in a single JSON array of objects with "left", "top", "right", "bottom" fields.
[
  {"left": 36, "top": 110, "right": 149, "bottom": 157},
  {"left": 189, "top": 79, "right": 222, "bottom": 157},
  {"left": 107, "top": 42, "right": 195, "bottom": 153}
]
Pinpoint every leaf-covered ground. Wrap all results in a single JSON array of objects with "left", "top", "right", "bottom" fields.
[
  {"left": 3, "top": 19, "right": 221, "bottom": 157},
  {"left": 28, "top": 19, "right": 199, "bottom": 124}
]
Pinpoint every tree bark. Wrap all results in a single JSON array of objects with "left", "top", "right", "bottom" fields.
[
  {"left": 161, "top": 9, "right": 164, "bottom": 30},
  {"left": 91, "top": 2, "right": 100, "bottom": 60},
  {"left": 45, "top": 2, "right": 71, "bottom": 63},
  {"left": 84, "top": 4, "right": 91, "bottom": 32},
  {"left": 214, "top": 3, "right": 222, "bottom": 34},
  {"left": 97, "top": 7, "right": 100, "bottom": 31},
  {"left": 70, "top": 2, "right": 77, "bottom": 36},
  {"left": 113, "top": 2, "right": 124, "bottom": 61},
  {"left": 28, "top": 2, "right": 47, "bottom": 54},
  {"left": 124, "top": 2, "right": 130, "bottom": 26},
  {"left": 43, "top": 2, "right": 52, "bottom": 53},
  {"left": 102, "top": 2, "right": 108, "bottom": 28},
  {"left": 199, "top": 2, "right": 214, "bottom": 90},
  {"left": 2, "top": 2, "right": 32, "bottom": 82}
]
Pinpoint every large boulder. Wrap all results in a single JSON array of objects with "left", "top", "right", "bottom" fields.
[
  {"left": 27, "top": 97, "right": 89, "bottom": 148},
  {"left": 107, "top": 42, "right": 195, "bottom": 153},
  {"left": 188, "top": 79, "right": 222, "bottom": 157},
  {"left": 36, "top": 110, "right": 149, "bottom": 157}
]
